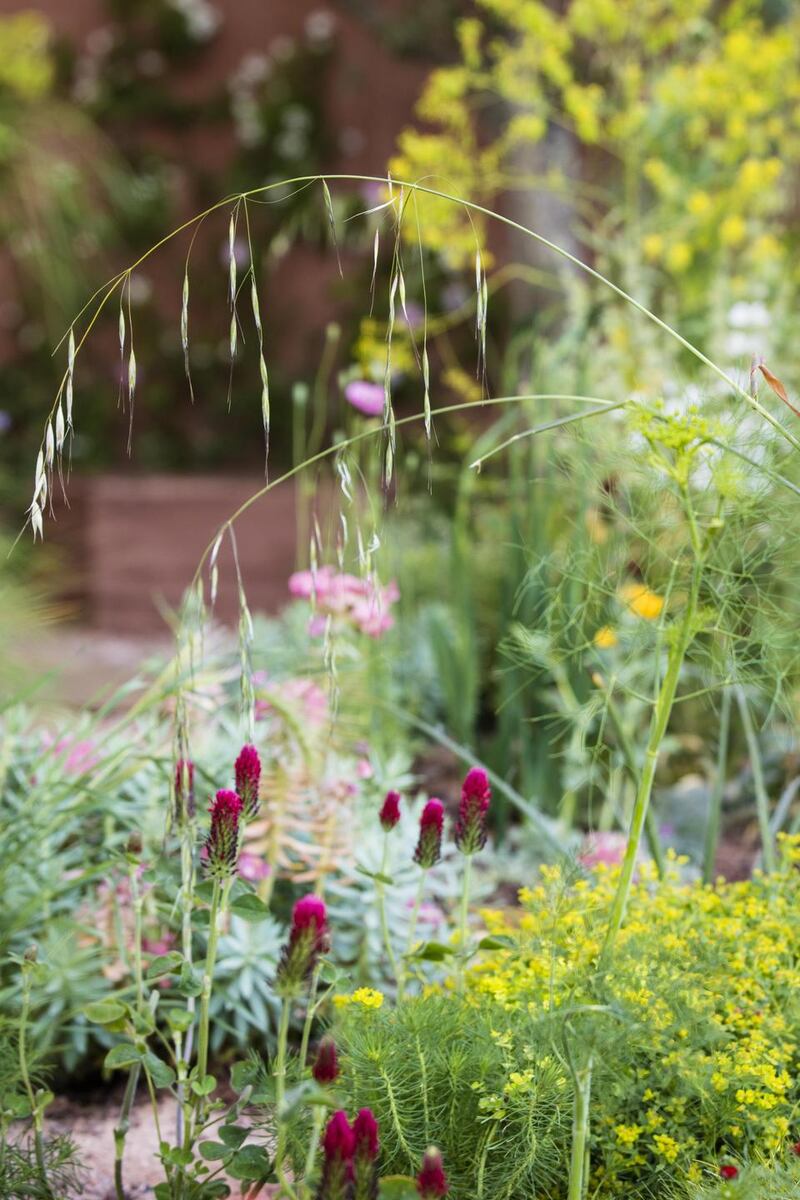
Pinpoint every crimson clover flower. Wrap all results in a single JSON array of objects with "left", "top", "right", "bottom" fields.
[
  {"left": 352, "top": 1108, "right": 380, "bottom": 1200},
  {"left": 234, "top": 743, "right": 261, "bottom": 819},
  {"left": 316, "top": 1110, "right": 355, "bottom": 1200},
  {"left": 413, "top": 799, "right": 444, "bottom": 869},
  {"left": 312, "top": 1035, "right": 340, "bottom": 1085},
  {"left": 204, "top": 790, "right": 243, "bottom": 879},
  {"left": 379, "top": 790, "right": 401, "bottom": 832},
  {"left": 277, "top": 894, "right": 329, "bottom": 994},
  {"left": 455, "top": 766, "right": 491, "bottom": 855},
  {"left": 416, "top": 1147, "right": 449, "bottom": 1198},
  {"left": 719, "top": 1165, "right": 739, "bottom": 1180},
  {"left": 174, "top": 758, "right": 195, "bottom": 821}
]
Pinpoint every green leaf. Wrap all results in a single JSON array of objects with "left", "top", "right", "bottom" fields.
[
  {"left": 194, "top": 880, "right": 216, "bottom": 905},
  {"left": 355, "top": 866, "right": 395, "bottom": 886},
  {"left": 478, "top": 935, "right": 516, "bottom": 951},
  {"left": 199, "top": 1141, "right": 230, "bottom": 1162},
  {"left": 378, "top": 1177, "right": 419, "bottom": 1199},
  {"left": 104, "top": 1042, "right": 143, "bottom": 1070},
  {"left": 229, "top": 894, "right": 271, "bottom": 922},
  {"left": 406, "top": 941, "right": 454, "bottom": 962},
  {"left": 164, "top": 1007, "right": 194, "bottom": 1033},
  {"left": 84, "top": 999, "right": 127, "bottom": 1026},
  {"left": 176, "top": 962, "right": 204, "bottom": 997},
  {"left": 143, "top": 1052, "right": 176, "bottom": 1089},
  {"left": 230, "top": 1059, "right": 259, "bottom": 1092},
  {"left": 146, "top": 951, "right": 184, "bottom": 979},
  {"left": 190, "top": 1073, "right": 217, "bottom": 1097},
  {"left": 227, "top": 1143, "right": 271, "bottom": 1181},
  {"left": 218, "top": 1124, "right": 249, "bottom": 1149}
]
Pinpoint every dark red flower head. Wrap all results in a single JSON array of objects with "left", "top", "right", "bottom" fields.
[
  {"left": 455, "top": 766, "right": 491, "bottom": 855},
  {"left": 204, "top": 790, "right": 242, "bottom": 879},
  {"left": 379, "top": 790, "right": 401, "bottom": 832},
  {"left": 277, "top": 894, "right": 329, "bottom": 995},
  {"left": 352, "top": 1108, "right": 380, "bottom": 1200},
  {"left": 318, "top": 1111, "right": 354, "bottom": 1200},
  {"left": 793, "top": 1140, "right": 800, "bottom": 1157},
  {"left": 719, "top": 1165, "right": 739, "bottom": 1180},
  {"left": 312, "top": 1035, "right": 340, "bottom": 1085},
  {"left": 234, "top": 744, "right": 261, "bottom": 819},
  {"left": 417, "top": 1147, "right": 448, "bottom": 1198},
  {"left": 414, "top": 799, "right": 444, "bottom": 869},
  {"left": 174, "top": 758, "right": 195, "bottom": 821}
]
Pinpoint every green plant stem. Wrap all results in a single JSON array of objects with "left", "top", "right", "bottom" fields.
[
  {"left": 596, "top": 680, "right": 666, "bottom": 878},
  {"left": 568, "top": 1056, "right": 593, "bottom": 1200},
  {"left": 376, "top": 834, "right": 401, "bottom": 991},
  {"left": 176, "top": 828, "right": 196, "bottom": 1145},
  {"left": 130, "top": 862, "right": 144, "bottom": 1012},
  {"left": 18, "top": 968, "right": 52, "bottom": 1199},
  {"left": 113, "top": 1066, "right": 140, "bottom": 1200},
  {"left": 303, "top": 1106, "right": 324, "bottom": 1188},
  {"left": 601, "top": 563, "right": 701, "bottom": 963},
  {"left": 703, "top": 687, "right": 732, "bottom": 883},
  {"left": 457, "top": 855, "right": 474, "bottom": 990},
  {"left": 399, "top": 870, "right": 428, "bottom": 1001},
  {"left": 298, "top": 963, "right": 322, "bottom": 1071},
  {"left": 735, "top": 685, "right": 776, "bottom": 873},
  {"left": 274, "top": 996, "right": 299, "bottom": 1200}
]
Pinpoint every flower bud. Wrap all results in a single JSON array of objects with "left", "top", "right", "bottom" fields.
[
  {"left": 312, "top": 1035, "right": 340, "bottom": 1085},
  {"left": 277, "top": 894, "right": 329, "bottom": 994},
  {"left": 379, "top": 790, "right": 401, "bottom": 832},
  {"left": 316, "top": 1110, "right": 354, "bottom": 1200},
  {"left": 126, "top": 831, "right": 143, "bottom": 858},
  {"left": 204, "top": 790, "right": 243, "bottom": 879},
  {"left": 719, "top": 1165, "right": 739, "bottom": 1180},
  {"left": 455, "top": 766, "right": 491, "bottom": 855},
  {"left": 174, "top": 758, "right": 195, "bottom": 822},
  {"left": 413, "top": 799, "right": 444, "bottom": 869},
  {"left": 417, "top": 1147, "right": 448, "bottom": 1198},
  {"left": 352, "top": 1108, "right": 380, "bottom": 1200},
  {"left": 234, "top": 744, "right": 261, "bottom": 819}
]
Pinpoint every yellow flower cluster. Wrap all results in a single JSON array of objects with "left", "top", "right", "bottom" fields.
[
  {"left": 468, "top": 838, "right": 800, "bottom": 1189},
  {"left": 391, "top": 0, "right": 800, "bottom": 300},
  {"left": 333, "top": 987, "right": 385, "bottom": 1010}
]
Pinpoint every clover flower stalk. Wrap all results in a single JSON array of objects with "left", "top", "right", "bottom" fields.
[
  {"left": 352, "top": 1108, "right": 380, "bottom": 1200},
  {"left": 304, "top": 1037, "right": 341, "bottom": 1182},
  {"left": 114, "top": 834, "right": 145, "bottom": 1200},
  {"left": 195, "top": 790, "right": 242, "bottom": 1108},
  {"left": 400, "top": 799, "right": 444, "bottom": 1001},
  {"left": 275, "top": 895, "right": 329, "bottom": 1194},
  {"left": 417, "top": 1147, "right": 449, "bottom": 1198},
  {"left": 376, "top": 790, "right": 402, "bottom": 994},
  {"left": 315, "top": 1110, "right": 355, "bottom": 1200},
  {"left": 19, "top": 948, "right": 53, "bottom": 1200},
  {"left": 234, "top": 742, "right": 261, "bottom": 819},
  {"left": 455, "top": 767, "right": 491, "bottom": 988},
  {"left": 173, "top": 757, "right": 197, "bottom": 1148}
]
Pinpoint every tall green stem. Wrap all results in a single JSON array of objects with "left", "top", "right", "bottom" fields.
[
  {"left": 735, "top": 685, "right": 776, "bottom": 873},
  {"left": 196, "top": 878, "right": 222, "bottom": 1087},
  {"left": 568, "top": 1056, "right": 593, "bottom": 1200},
  {"left": 19, "top": 964, "right": 52, "bottom": 1198},
  {"left": 457, "top": 855, "right": 473, "bottom": 990},
  {"left": 399, "top": 870, "right": 427, "bottom": 1002},
  {"left": 376, "top": 834, "right": 401, "bottom": 990},
  {"left": 115, "top": 859, "right": 144, "bottom": 1200},
  {"left": 298, "top": 963, "right": 322, "bottom": 1070},
  {"left": 601, "top": 564, "right": 700, "bottom": 962},
  {"left": 274, "top": 997, "right": 299, "bottom": 1200},
  {"left": 703, "top": 687, "right": 732, "bottom": 883}
]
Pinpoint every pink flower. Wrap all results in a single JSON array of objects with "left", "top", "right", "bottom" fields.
[
  {"left": 45, "top": 734, "right": 100, "bottom": 776},
  {"left": 318, "top": 1111, "right": 355, "bottom": 1200},
  {"left": 277, "top": 894, "right": 329, "bottom": 994},
  {"left": 417, "top": 1147, "right": 449, "bottom": 1198},
  {"left": 379, "top": 790, "right": 401, "bottom": 832},
  {"left": 237, "top": 853, "right": 271, "bottom": 882},
  {"left": 414, "top": 799, "right": 444, "bottom": 869},
  {"left": 204, "top": 790, "right": 243, "bottom": 879},
  {"left": 455, "top": 766, "right": 491, "bottom": 855},
  {"left": 352, "top": 1108, "right": 380, "bottom": 1195},
  {"left": 312, "top": 1035, "right": 340, "bottom": 1085},
  {"left": 719, "top": 1165, "right": 738, "bottom": 1180},
  {"left": 288, "top": 568, "right": 398, "bottom": 640},
  {"left": 344, "top": 379, "right": 384, "bottom": 417},
  {"left": 234, "top": 744, "right": 261, "bottom": 819},
  {"left": 357, "top": 759, "right": 373, "bottom": 780},
  {"left": 579, "top": 831, "right": 630, "bottom": 870}
]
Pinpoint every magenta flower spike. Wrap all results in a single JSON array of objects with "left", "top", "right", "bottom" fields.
[
  {"left": 312, "top": 1035, "right": 340, "bottom": 1085},
  {"left": 417, "top": 1147, "right": 449, "bottom": 1198},
  {"left": 316, "top": 1110, "right": 355, "bottom": 1200},
  {"left": 352, "top": 1108, "right": 380, "bottom": 1200},
  {"left": 174, "top": 758, "right": 195, "bottom": 821},
  {"left": 234, "top": 743, "right": 261, "bottom": 819},
  {"left": 277, "top": 893, "right": 329, "bottom": 995},
  {"left": 414, "top": 799, "right": 444, "bottom": 869},
  {"left": 455, "top": 766, "right": 492, "bottom": 855},
  {"left": 379, "top": 790, "right": 401, "bottom": 832},
  {"left": 203, "top": 790, "right": 243, "bottom": 879}
]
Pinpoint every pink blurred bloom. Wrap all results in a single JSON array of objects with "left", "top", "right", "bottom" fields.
[
  {"left": 579, "top": 831, "right": 633, "bottom": 870},
  {"left": 344, "top": 379, "right": 384, "bottom": 416},
  {"left": 237, "top": 853, "right": 271, "bottom": 882},
  {"left": 44, "top": 734, "right": 100, "bottom": 776},
  {"left": 288, "top": 567, "right": 398, "bottom": 639}
]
